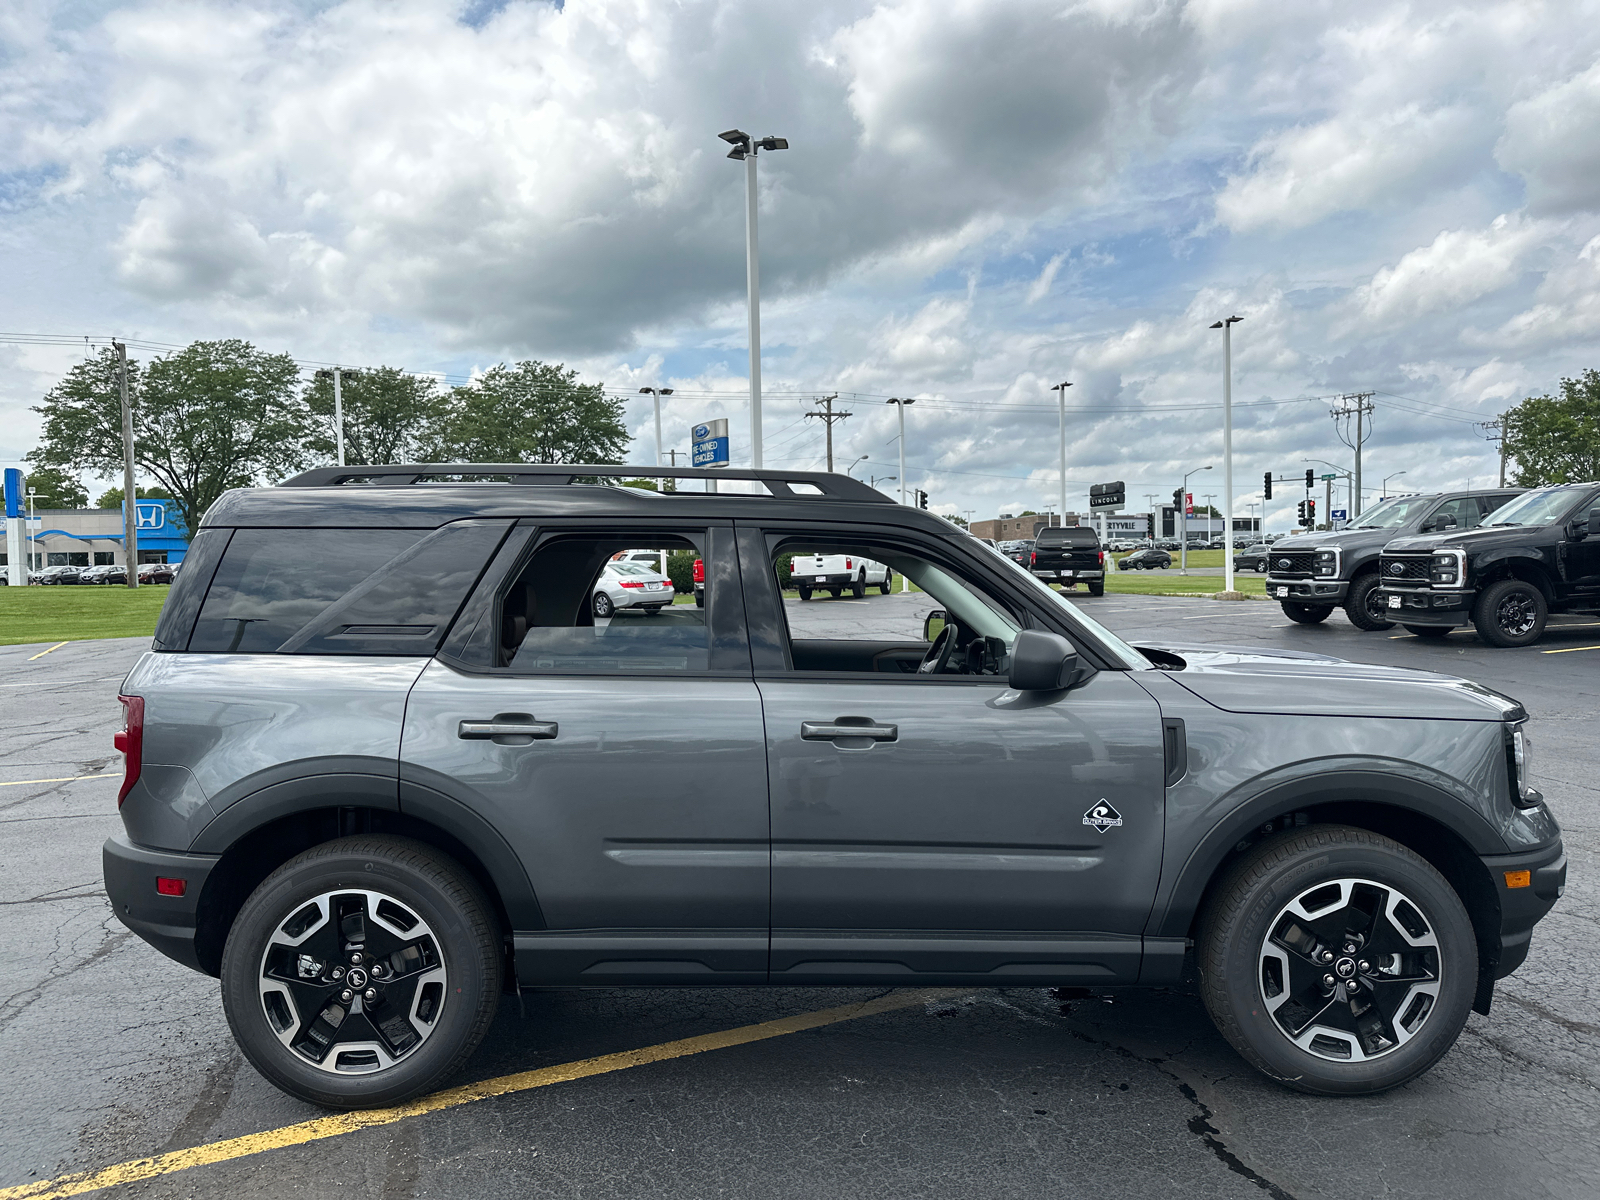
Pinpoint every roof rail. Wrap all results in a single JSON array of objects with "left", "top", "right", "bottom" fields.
[{"left": 277, "top": 463, "right": 894, "bottom": 503}]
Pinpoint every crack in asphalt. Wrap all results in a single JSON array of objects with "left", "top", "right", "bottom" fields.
[
  {"left": 0, "top": 887, "right": 107, "bottom": 907},
  {"left": 0, "top": 925, "right": 134, "bottom": 1037},
  {"left": 1498, "top": 990, "right": 1600, "bottom": 1037}
]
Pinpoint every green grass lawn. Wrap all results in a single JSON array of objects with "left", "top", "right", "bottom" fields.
[
  {"left": 1102, "top": 572, "right": 1267, "bottom": 597},
  {"left": 0, "top": 585, "right": 170, "bottom": 646}
]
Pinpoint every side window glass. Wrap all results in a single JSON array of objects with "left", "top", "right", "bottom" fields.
[
  {"left": 503, "top": 533, "right": 708, "bottom": 673},
  {"left": 771, "top": 539, "right": 1021, "bottom": 676},
  {"left": 1430, "top": 498, "right": 1474, "bottom": 530},
  {"left": 190, "top": 529, "right": 424, "bottom": 653}
]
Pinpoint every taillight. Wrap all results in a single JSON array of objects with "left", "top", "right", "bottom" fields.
[
  {"left": 1098, "top": 550, "right": 1105, "bottom": 565},
  {"left": 618, "top": 580, "right": 644, "bottom": 588},
  {"left": 115, "top": 695, "right": 144, "bottom": 807},
  {"left": 694, "top": 558, "right": 705, "bottom": 582},
  {"left": 1030, "top": 551, "right": 1037, "bottom": 564},
  {"left": 845, "top": 558, "right": 853, "bottom": 570}
]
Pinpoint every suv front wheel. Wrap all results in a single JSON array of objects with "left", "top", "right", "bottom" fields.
[
  {"left": 1472, "top": 578, "right": 1547, "bottom": 648},
  {"left": 1198, "top": 825, "right": 1476, "bottom": 1095},
  {"left": 221, "top": 836, "right": 501, "bottom": 1109},
  {"left": 1343, "top": 574, "right": 1395, "bottom": 632}
]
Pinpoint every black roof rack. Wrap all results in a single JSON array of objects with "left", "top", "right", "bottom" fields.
[{"left": 278, "top": 463, "right": 893, "bottom": 503}]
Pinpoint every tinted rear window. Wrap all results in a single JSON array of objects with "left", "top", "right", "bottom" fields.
[{"left": 1035, "top": 528, "right": 1099, "bottom": 545}]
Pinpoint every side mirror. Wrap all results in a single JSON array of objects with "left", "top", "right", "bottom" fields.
[
  {"left": 1429, "top": 513, "right": 1457, "bottom": 531},
  {"left": 1589, "top": 510, "right": 1600, "bottom": 537},
  {"left": 1008, "top": 629, "right": 1081, "bottom": 692},
  {"left": 922, "top": 609, "right": 948, "bottom": 642}
]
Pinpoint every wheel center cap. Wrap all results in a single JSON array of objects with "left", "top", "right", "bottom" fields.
[
  {"left": 346, "top": 968, "right": 369, "bottom": 989},
  {"left": 1334, "top": 957, "right": 1357, "bottom": 979}
]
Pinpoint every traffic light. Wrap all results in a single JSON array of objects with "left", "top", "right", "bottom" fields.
[
  {"left": 1263, "top": 472, "right": 1272, "bottom": 501},
  {"left": 1172, "top": 488, "right": 1183, "bottom": 510},
  {"left": 1306, "top": 499, "right": 1316, "bottom": 527},
  {"left": 1305, "top": 468, "right": 1314, "bottom": 490},
  {"left": 916, "top": 489, "right": 928, "bottom": 510},
  {"left": 1296, "top": 500, "right": 1305, "bottom": 524}
]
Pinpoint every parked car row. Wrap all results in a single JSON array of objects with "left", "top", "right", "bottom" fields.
[{"left": 7, "top": 562, "right": 178, "bottom": 585}]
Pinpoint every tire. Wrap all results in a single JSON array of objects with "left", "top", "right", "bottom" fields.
[
  {"left": 797, "top": 586, "right": 812, "bottom": 601},
  {"left": 1472, "top": 578, "right": 1547, "bottom": 648},
  {"left": 221, "top": 836, "right": 501, "bottom": 1110},
  {"left": 694, "top": 594, "right": 704, "bottom": 608},
  {"left": 1404, "top": 624, "right": 1451, "bottom": 639},
  {"left": 1281, "top": 601, "right": 1334, "bottom": 624},
  {"left": 879, "top": 572, "right": 892, "bottom": 594},
  {"left": 1257, "top": 563, "right": 1268, "bottom": 574},
  {"left": 1088, "top": 582, "right": 1104, "bottom": 597},
  {"left": 1197, "top": 825, "right": 1476, "bottom": 1096},
  {"left": 852, "top": 573, "right": 867, "bottom": 599},
  {"left": 1343, "top": 574, "right": 1395, "bottom": 632},
  {"left": 592, "top": 591, "right": 613, "bottom": 618}
]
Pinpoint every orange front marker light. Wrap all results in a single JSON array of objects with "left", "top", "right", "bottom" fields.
[{"left": 1503, "top": 870, "right": 1532, "bottom": 889}]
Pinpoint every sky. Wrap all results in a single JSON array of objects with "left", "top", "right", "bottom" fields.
[{"left": 2, "top": 0, "right": 1598, "bottom": 530}]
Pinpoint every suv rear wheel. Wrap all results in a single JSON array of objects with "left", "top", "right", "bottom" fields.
[
  {"left": 1281, "top": 601, "right": 1334, "bottom": 624},
  {"left": 221, "top": 836, "right": 501, "bottom": 1110},
  {"left": 1472, "top": 578, "right": 1547, "bottom": 648},
  {"left": 1198, "top": 825, "right": 1475, "bottom": 1095},
  {"left": 1343, "top": 574, "right": 1395, "bottom": 632}
]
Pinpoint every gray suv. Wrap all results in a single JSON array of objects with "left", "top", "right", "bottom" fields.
[
  {"left": 1266, "top": 489, "right": 1522, "bottom": 629},
  {"left": 104, "top": 464, "right": 1565, "bottom": 1109}
]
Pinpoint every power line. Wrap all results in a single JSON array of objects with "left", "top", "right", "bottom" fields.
[{"left": 802, "top": 393, "right": 852, "bottom": 473}]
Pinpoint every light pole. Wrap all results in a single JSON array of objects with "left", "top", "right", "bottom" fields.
[
  {"left": 846, "top": 455, "right": 868, "bottom": 478},
  {"left": 870, "top": 474, "right": 897, "bottom": 492},
  {"left": 963, "top": 509, "right": 976, "bottom": 531},
  {"left": 1382, "top": 470, "right": 1407, "bottom": 498},
  {"left": 1304, "top": 458, "right": 1352, "bottom": 526},
  {"left": 1051, "top": 381, "right": 1072, "bottom": 523},
  {"left": 719, "top": 129, "right": 789, "bottom": 469},
  {"left": 639, "top": 387, "right": 674, "bottom": 466},
  {"left": 315, "top": 369, "right": 347, "bottom": 467},
  {"left": 886, "top": 398, "right": 915, "bottom": 506},
  {"left": 1181, "top": 464, "right": 1212, "bottom": 574},
  {"left": 1209, "top": 315, "right": 1242, "bottom": 594},
  {"left": 26, "top": 487, "right": 37, "bottom": 572}
]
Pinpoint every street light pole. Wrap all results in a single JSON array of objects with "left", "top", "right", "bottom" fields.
[
  {"left": 886, "top": 398, "right": 915, "bottom": 506},
  {"left": 333, "top": 368, "right": 345, "bottom": 467},
  {"left": 1210, "top": 315, "right": 1242, "bottom": 594},
  {"left": 113, "top": 340, "right": 139, "bottom": 588},
  {"left": 846, "top": 455, "right": 868, "bottom": 478},
  {"left": 639, "top": 387, "right": 674, "bottom": 466},
  {"left": 719, "top": 130, "right": 789, "bottom": 469},
  {"left": 1051, "top": 381, "right": 1072, "bottom": 523},
  {"left": 1382, "top": 470, "right": 1407, "bottom": 498},
  {"left": 1181, "top": 464, "right": 1213, "bottom": 575}
]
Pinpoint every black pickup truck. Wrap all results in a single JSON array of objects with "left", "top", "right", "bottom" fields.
[
  {"left": 1374, "top": 482, "right": 1600, "bottom": 646},
  {"left": 1029, "top": 525, "right": 1105, "bottom": 596}
]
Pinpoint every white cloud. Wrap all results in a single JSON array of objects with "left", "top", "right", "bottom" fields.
[
  {"left": 1346, "top": 214, "right": 1547, "bottom": 326},
  {"left": 1498, "top": 59, "right": 1600, "bottom": 214},
  {"left": 1026, "top": 253, "right": 1066, "bottom": 304}
]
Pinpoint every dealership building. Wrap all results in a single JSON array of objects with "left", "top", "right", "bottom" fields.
[{"left": 0, "top": 499, "right": 190, "bottom": 572}]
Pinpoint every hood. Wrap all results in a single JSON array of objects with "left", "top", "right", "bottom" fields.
[
  {"left": 1130, "top": 642, "right": 1523, "bottom": 721},
  {"left": 1383, "top": 524, "right": 1532, "bottom": 555},
  {"left": 1270, "top": 525, "right": 1403, "bottom": 552}
]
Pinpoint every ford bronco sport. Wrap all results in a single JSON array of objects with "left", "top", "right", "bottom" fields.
[{"left": 104, "top": 464, "right": 1565, "bottom": 1108}]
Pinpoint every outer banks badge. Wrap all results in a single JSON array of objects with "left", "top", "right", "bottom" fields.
[{"left": 1083, "top": 801, "right": 1122, "bottom": 833}]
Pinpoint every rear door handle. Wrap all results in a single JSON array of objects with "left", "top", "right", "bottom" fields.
[
  {"left": 801, "top": 718, "right": 898, "bottom": 743},
  {"left": 459, "top": 718, "right": 559, "bottom": 740}
]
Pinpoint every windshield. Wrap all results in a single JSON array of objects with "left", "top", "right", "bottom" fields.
[
  {"left": 1353, "top": 495, "right": 1433, "bottom": 528},
  {"left": 981, "top": 544, "right": 1150, "bottom": 670},
  {"left": 1487, "top": 486, "right": 1593, "bottom": 527}
]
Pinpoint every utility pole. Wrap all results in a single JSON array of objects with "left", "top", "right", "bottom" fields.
[
  {"left": 804, "top": 394, "right": 852, "bottom": 472},
  {"left": 1477, "top": 416, "right": 1509, "bottom": 487},
  {"left": 113, "top": 340, "right": 139, "bottom": 588},
  {"left": 1331, "top": 392, "right": 1375, "bottom": 517},
  {"left": 333, "top": 368, "right": 345, "bottom": 466},
  {"left": 1051, "top": 381, "right": 1072, "bottom": 522}
]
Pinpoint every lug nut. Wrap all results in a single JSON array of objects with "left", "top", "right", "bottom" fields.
[
  {"left": 332, "top": 967, "right": 345, "bottom": 980},
  {"left": 340, "top": 989, "right": 353, "bottom": 1002},
  {"left": 364, "top": 988, "right": 377, "bottom": 1002},
  {"left": 1323, "top": 974, "right": 1336, "bottom": 988},
  {"left": 1358, "top": 960, "right": 1371, "bottom": 973},
  {"left": 372, "top": 964, "right": 385, "bottom": 978},
  {"left": 350, "top": 952, "right": 363, "bottom": 964},
  {"left": 1342, "top": 943, "right": 1357, "bottom": 955},
  {"left": 1319, "top": 950, "right": 1334, "bottom": 963}
]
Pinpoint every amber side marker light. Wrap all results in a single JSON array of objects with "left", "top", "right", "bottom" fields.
[{"left": 1504, "top": 870, "right": 1532, "bottom": 889}]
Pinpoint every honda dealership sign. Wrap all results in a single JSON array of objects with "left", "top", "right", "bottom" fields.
[{"left": 692, "top": 419, "right": 730, "bottom": 468}]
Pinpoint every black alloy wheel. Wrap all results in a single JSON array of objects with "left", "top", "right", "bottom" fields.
[
  {"left": 1472, "top": 578, "right": 1547, "bottom": 648},
  {"left": 1198, "top": 825, "right": 1475, "bottom": 1095},
  {"left": 1281, "top": 601, "right": 1334, "bottom": 624},
  {"left": 1403, "top": 624, "right": 1451, "bottom": 638},
  {"left": 592, "top": 591, "right": 614, "bottom": 618},
  {"left": 1344, "top": 573, "right": 1396, "bottom": 632},
  {"left": 221, "top": 837, "right": 500, "bottom": 1109},
  {"left": 879, "top": 572, "right": 892, "bottom": 594}
]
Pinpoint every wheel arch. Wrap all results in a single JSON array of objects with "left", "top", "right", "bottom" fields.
[{"left": 1476, "top": 554, "right": 1556, "bottom": 602}]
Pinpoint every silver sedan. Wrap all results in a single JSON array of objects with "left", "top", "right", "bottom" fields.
[{"left": 592, "top": 561, "right": 676, "bottom": 617}]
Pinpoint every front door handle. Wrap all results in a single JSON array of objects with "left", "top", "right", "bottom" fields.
[
  {"left": 801, "top": 717, "right": 898, "bottom": 743},
  {"left": 459, "top": 717, "right": 559, "bottom": 741}
]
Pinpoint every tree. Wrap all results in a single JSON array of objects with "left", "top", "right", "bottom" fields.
[
  {"left": 304, "top": 367, "right": 443, "bottom": 465},
  {"left": 96, "top": 485, "right": 171, "bottom": 509},
  {"left": 949, "top": 515, "right": 969, "bottom": 528},
  {"left": 418, "top": 361, "right": 627, "bottom": 464},
  {"left": 1504, "top": 370, "right": 1600, "bottom": 486},
  {"left": 20, "top": 465, "right": 88, "bottom": 509},
  {"left": 29, "top": 341, "right": 315, "bottom": 535}
]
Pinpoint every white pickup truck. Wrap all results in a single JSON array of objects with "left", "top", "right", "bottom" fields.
[{"left": 788, "top": 552, "right": 893, "bottom": 600}]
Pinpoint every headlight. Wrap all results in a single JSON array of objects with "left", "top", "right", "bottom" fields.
[
  {"left": 1430, "top": 550, "right": 1464, "bottom": 586},
  {"left": 1508, "top": 723, "right": 1541, "bottom": 808},
  {"left": 1314, "top": 549, "right": 1339, "bottom": 577}
]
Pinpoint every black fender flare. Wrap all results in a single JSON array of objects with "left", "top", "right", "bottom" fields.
[
  {"left": 1148, "top": 768, "right": 1506, "bottom": 939},
  {"left": 1473, "top": 551, "right": 1557, "bottom": 599}
]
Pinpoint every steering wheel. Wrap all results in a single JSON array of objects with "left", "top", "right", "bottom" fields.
[{"left": 918, "top": 624, "right": 957, "bottom": 674}]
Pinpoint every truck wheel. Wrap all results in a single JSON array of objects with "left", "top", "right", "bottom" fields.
[
  {"left": 879, "top": 571, "right": 892, "bottom": 594},
  {"left": 1197, "top": 825, "right": 1476, "bottom": 1096},
  {"left": 694, "top": 594, "right": 704, "bottom": 608},
  {"left": 1088, "top": 582, "right": 1104, "bottom": 597},
  {"left": 1343, "top": 574, "right": 1395, "bottom": 631},
  {"left": 1472, "top": 579, "right": 1547, "bottom": 648},
  {"left": 1403, "top": 625, "right": 1450, "bottom": 638},
  {"left": 797, "top": 586, "right": 812, "bottom": 601},
  {"left": 220, "top": 836, "right": 501, "bottom": 1110},
  {"left": 1281, "top": 601, "right": 1333, "bottom": 624},
  {"left": 852, "top": 573, "right": 867, "bottom": 598}
]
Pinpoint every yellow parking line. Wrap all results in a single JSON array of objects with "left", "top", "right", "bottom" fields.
[
  {"left": 1542, "top": 644, "right": 1600, "bottom": 654},
  {"left": 26, "top": 642, "right": 69, "bottom": 661},
  {"left": 0, "top": 987, "right": 965, "bottom": 1200},
  {"left": 0, "top": 773, "right": 119, "bottom": 788}
]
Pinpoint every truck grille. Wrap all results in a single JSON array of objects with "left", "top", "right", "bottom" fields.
[
  {"left": 1267, "top": 552, "right": 1315, "bottom": 577},
  {"left": 1379, "top": 553, "right": 1432, "bottom": 583}
]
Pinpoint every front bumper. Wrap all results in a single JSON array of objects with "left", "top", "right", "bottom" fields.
[
  {"left": 1265, "top": 575, "right": 1349, "bottom": 603},
  {"left": 1482, "top": 839, "right": 1566, "bottom": 980},
  {"left": 1373, "top": 586, "right": 1473, "bottom": 627},
  {"left": 103, "top": 832, "right": 219, "bottom": 974}
]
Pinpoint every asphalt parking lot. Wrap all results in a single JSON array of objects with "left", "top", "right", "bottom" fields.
[{"left": 0, "top": 594, "right": 1594, "bottom": 1200}]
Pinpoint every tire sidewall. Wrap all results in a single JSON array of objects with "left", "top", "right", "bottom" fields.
[
  {"left": 221, "top": 839, "right": 497, "bottom": 1109},
  {"left": 1344, "top": 574, "right": 1395, "bottom": 631},
  {"left": 1204, "top": 836, "right": 1476, "bottom": 1094},
  {"left": 593, "top": 592, "right": 613, "bottom": 617},
  {"left": 1473, "top": 579, "right": 1547, "bottom": 647}
]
